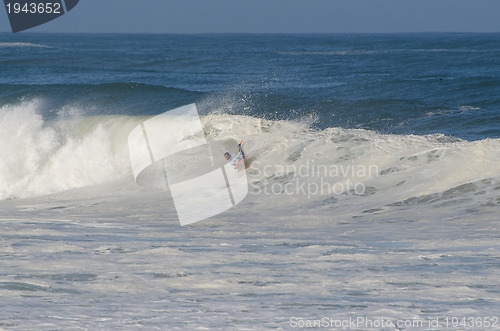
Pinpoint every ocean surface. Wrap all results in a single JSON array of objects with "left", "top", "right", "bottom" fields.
[{"left": 0, "top": 33, "right": 499, "bottom": 330}]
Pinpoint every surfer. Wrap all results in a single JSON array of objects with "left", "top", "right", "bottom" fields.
[
  {"left": 225, "top": 151, "right": 245, "bottom": 167},
  {"left": 224, "top": 152, "right": 239, "bottom": 167},
  {"left": 225, "top": 141, "right": 246, "bottom": 168}
]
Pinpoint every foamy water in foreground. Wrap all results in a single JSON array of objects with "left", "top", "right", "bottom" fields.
[{"left": 1, "top": 182, "right": 499, "bottom": 330}]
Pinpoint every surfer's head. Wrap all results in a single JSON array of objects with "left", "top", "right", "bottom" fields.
[{"left": 224, "top": 152, "right": 231, "bottom": 160}]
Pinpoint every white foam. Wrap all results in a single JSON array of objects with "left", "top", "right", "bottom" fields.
[
  {"left": 0, "top": 100, "right": 133, "bottom": 199},
  {"left": 201, "top": 113, "right": 500, "bottom": 217}
]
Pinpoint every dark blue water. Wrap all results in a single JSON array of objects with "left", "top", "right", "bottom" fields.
[{"left": 1, "top": 33, "right": 499, "bottom": 140}]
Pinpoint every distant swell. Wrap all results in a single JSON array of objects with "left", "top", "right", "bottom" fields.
[
  {"left": 0, "top": 83, "right": 203, "bottom": 118},
  {"left": 0, "top": 82, "right": 200, "bottom": 96}
]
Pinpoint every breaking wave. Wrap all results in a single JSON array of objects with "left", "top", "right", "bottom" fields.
[{"left": 1, "top": 99, "right": 499, "bottom": 218}]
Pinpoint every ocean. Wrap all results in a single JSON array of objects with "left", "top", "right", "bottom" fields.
[{"left": 0, "top": 33, "right": 499, "bottom": 330}]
